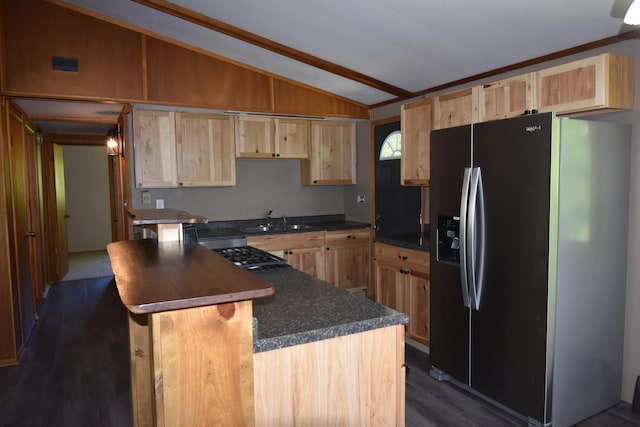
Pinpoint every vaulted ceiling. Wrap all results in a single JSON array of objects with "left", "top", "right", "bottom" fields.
[{"left": 14, "top": 0, "right": 640, "bottom": 133}]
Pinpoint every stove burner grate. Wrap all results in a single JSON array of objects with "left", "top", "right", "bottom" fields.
[{"left": 212, "top": 246, "right": 288, "bottom": 270}]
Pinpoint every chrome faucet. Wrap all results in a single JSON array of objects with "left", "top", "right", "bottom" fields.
[
  {"left": 266, "top": 209, "right": 273, "bottom": 228},
  {"left": 282, "top": 214, "right": 287, "bottom": 229}
]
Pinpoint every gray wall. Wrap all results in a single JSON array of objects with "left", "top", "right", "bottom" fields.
[
  {"left": 63, "top": 145, "right": 112, "bottom": 252},
  {"left": 371, "top": 39, "right": 640, "bottom": 404},
  {"left": 131, "top": 158, "right": 346, "bottom": 221}
]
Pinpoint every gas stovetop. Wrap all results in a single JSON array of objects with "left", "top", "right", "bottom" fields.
[{"left": 212, "top": 246, "right": 288, "bottom": 270}]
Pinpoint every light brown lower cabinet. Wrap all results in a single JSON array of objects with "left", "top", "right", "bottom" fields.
[
  {"left": 247, "top": 231, "right": 326, "bottom": 280},
  {"left": 253, "top": 324, "right": 406, "bottom": 426},
  {"left": 374, "top": 243, "right": 430, "bottom": 346},
  {"left": 324, "top": 228, "right": 370, "bottom": 290},
  {"left": 248, "top": 228, "right": 372, "bottom": 289}
]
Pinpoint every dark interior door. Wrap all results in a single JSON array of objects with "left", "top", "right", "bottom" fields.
[{"left": 374, "top": 121, "right": 421, "bottom": 236}]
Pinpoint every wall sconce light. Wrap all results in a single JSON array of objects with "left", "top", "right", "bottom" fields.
[
  {"left": 106, "top": 126, "right": 122, "bottom": 157},
  {"left": 625, "top": 0, "right": 640, "bottom": 25}
]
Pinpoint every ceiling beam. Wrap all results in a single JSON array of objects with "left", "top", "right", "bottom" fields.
[
  {"left": 26, "top": 115, "right": 117, "bottom": 124},
  {"left": 44, "top": 133, "right": 108, "bottom": 146},
  {"left": 132, "top": 0, "right": 413, "bottom": 99}
]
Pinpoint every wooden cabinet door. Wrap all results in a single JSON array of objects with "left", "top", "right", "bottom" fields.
[
  {"left": 433, "top": 87, "right": 478, "bottom": 130},
  {"left": 407, "top": 269, "right": 429, "bottom": 346},
  {"left": 374, "top": 260, "right": 406, "bottom": 315},
  {"left": 274, "top": 119, "right": 309, "bottom": 159},
  {"left": 301, "top": 121, "right": 356, "bottom": 185},
  {"left": 478, "top": 73, "right": 534, "bottom": 122},
  {"left": 133, "top": 110, "right": 177, "bottom": 188},
  {"left": 248, "top": 232, "right": 325, "bottom": 279},
  {"left": 175, "top": 113, "right": 236, "bottom": 187},
  {"left": 374, "top": 242, "right": 430, "bottom": 344},
  {"left": 235, "top": 116, "right": 274, "bottom": 158},
  {"left": 285, "top": 247, "right": 325, "bottom": 280},
  {"left": 324, "top": 229, "right": 369, "bottom": 289},
  {"left": 401, "top": 98, "right": 432, "bottom": 186},
  {"left": 536, "top": 53, "right": 634, "bottom": 115}
]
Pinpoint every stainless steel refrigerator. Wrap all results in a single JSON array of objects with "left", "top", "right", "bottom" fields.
[{"left": 429, "top": 112, "right": 630, "bottom": 427}]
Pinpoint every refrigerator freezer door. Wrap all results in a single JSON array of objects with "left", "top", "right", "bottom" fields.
[
  {"left": 470, "top": 113, "right": 553, "bottom": 423},
  {"left": 429, "top": 124, "right": 472, "bottom": 385}
]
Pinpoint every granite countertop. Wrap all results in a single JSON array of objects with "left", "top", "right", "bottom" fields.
[
  {"left": 194, "top": 214, "right": 370, "bottom": 241},
  {"left": 375, "top": 230, "right": 431, "bottom": 252},
  {"left": 128, "top": 208, "right": 208, "bottom": 225},
  {"left": 250, "top": 267, "right": 408, "bottom": 353}
]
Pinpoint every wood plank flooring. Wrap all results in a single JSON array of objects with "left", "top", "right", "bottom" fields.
[{"left": 1, "top": 277, "right": 639, "bottom": 426}]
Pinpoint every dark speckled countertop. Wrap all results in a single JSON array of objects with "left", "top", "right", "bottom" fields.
[
  {"left": 375, "top": 230, "right": 430, "bottom": 252},
  {"left": 251, "top": 266, "right": 408, "bottom": 353},
  {"left": 186, "top": 214, "right": 410, "bottom": 353},
  {"left": 193, "top": 214, "right": 370, "bottom": 241}
]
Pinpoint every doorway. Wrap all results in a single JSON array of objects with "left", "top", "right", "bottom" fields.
[
  {"left": 62, "top": 145, "right": 112, "bottom": 253},
  {"left": 374, "top": 120, "right": 421, "bottom": 237}
]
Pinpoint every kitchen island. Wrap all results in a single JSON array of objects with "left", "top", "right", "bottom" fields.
[{"left": 108, "top": 239, "right": 408, "bottom": 427}]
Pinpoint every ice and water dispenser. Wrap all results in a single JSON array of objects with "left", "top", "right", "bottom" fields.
[{"left": 437, "top": 215, "right": 460, "bottom": 264}]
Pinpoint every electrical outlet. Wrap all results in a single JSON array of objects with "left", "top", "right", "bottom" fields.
[
  {"left": 142, "top": 191, "right": 151, "bottom": 204},
  {"left": 357, "top": 194, "right": 366, "bottom": 203},
  {"left": 156, "top": 199, "right": 164, "bottom": 209}
]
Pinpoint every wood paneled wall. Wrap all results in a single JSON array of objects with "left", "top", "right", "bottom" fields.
[
  {"left": 3, "top": 0, "right": 145, "bottom": 101},
  {"left": 2, "top": 0, "right": 369, "bottom": 119}
]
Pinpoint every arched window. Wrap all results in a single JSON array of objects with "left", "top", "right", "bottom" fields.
[{"left": 379, "top": 130, "right": 402, "bottom": 160}]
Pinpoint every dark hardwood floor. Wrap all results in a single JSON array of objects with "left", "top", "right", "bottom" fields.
[
  {"left": 0, "top": 277, "right": 131, "bottom": 426},
  {"left": 1, "top": 277, "right": 639, "bottom": 426}
]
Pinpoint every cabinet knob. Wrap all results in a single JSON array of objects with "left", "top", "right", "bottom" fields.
[
  {"left": 272, "top": 153, "right": 276, "bottom": 157},
  {"left": 26, "top": 232, "right": 36, "bottom": 237}
]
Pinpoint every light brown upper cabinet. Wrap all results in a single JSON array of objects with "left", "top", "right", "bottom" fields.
[
  {"left": 274, "top": 119, "right": 310, "bottom": 158},
  {"left": 235, "top": 116, "right": 309, "bottom": 159},
  {"left": 133, "top": 110, "right": 177, "bottom": 188},
  {"left": 175, "top": 113, "right": 236, "bottom": 187},
  {"left": 535, "top": 53, "right": 634, "bottom": 115},
  {"left": 478, "top": 73, "right": 535, "bottom": 122},
  {"left": 301, "top": 121, "right": 356, "bottom": 185},
  {"left": 400, "top": 98, "right": 433, "bottom": 186},
  {"left": 133, "top": 110, "right": 236, "bottom": 188},
  {"left": 433, "top": 87, "right": 479, "bottom": 130}
]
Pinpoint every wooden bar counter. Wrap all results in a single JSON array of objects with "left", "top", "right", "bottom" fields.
[{"left": 107, "top": 239, "right": 274, "bottom": 427}]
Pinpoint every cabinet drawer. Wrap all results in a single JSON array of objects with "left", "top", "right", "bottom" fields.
[
  {"left": 325, "top": 229, "right": 370, "bottom": 247},
  {"left": 248, "top": 231, "right": 325, "bottom": 251},
  {"left": 374, "top": 242, "right": 429, "bottom": 272}
]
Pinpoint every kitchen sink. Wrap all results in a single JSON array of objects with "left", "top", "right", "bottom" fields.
[
  {"left": 243, "top": 225, "right": 275, "bottom": 232},
  {"left": 242, "top": 224, "right": 316, "bottom": 233},
  {"left": 286, "top": 224, "right": 307, "bottom": 230}
]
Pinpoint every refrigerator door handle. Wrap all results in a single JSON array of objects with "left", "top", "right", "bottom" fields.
[
  {"left": 459, "top": 167, "right": 472, "bottom": 308},
  {"left": 467, "top": 167, "right": 486, "bottom": 310}
]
